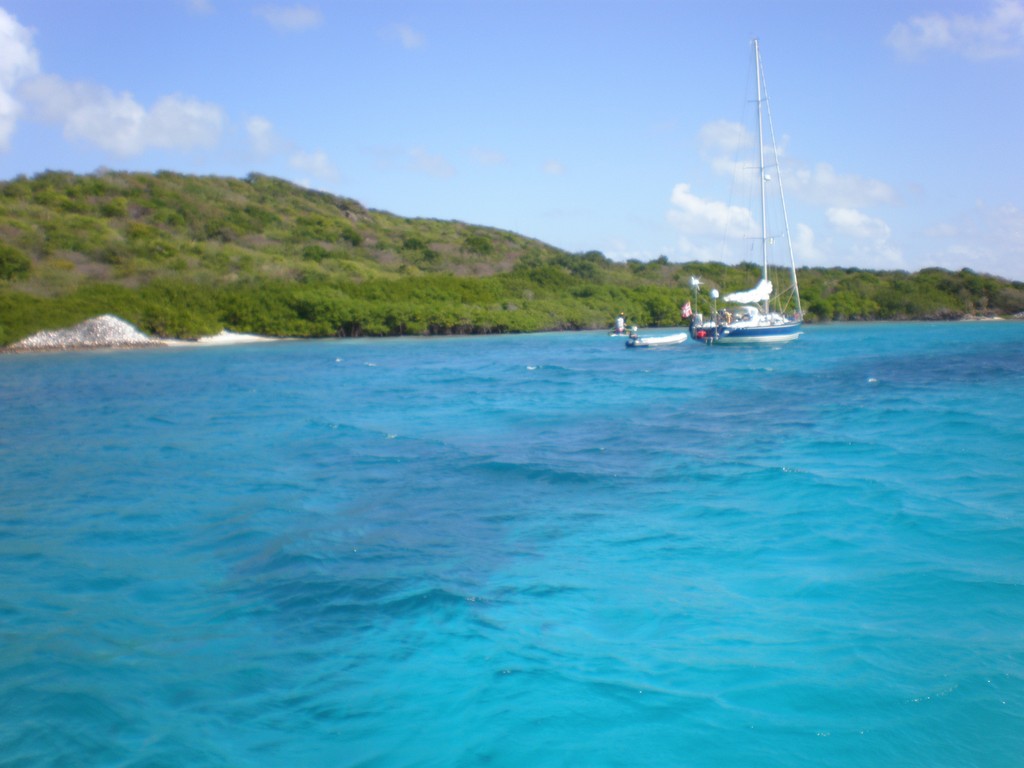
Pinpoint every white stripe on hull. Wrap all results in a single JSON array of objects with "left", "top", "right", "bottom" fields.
[{"left": 715, "top": 330, "right": 803, "bottom": 345}]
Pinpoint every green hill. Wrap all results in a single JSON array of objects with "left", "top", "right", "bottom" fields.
[{"left": 2, "top": 170, "right": 1023, "bottom": 346}]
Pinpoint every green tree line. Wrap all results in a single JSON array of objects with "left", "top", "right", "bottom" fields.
[{"left": 2, "top": 170, "right": 1023, "bottom": 346}]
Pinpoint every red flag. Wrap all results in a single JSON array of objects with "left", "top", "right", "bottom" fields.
[{"left": 680, "top": 301, "right": 692, "bottom": 319}]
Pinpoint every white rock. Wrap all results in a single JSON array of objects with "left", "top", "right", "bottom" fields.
[{"left": 8, "top": 315, "right": 161, "bottom": 351}]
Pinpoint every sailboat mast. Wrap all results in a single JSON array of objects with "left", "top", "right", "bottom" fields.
[
  {"left": 754, "top": 38, "right": 769, "bottom": 315},
  {"left": 755, "top": 38, "right": 803, "bottom": 320}
]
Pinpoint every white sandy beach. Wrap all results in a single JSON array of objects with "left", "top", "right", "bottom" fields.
[{"left": 164, "top": 330, "right": 279, "bottom": 346}]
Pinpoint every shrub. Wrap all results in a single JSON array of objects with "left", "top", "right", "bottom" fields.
[
  {"left": 0, "top": 244, "right": 31, "bottom": 281},
  {"left": 463, "top": 234, "right": 493, "bottom": 255},
  {"left": 303, "top": 245, "right": 330, "bottom": 262},
  {"left": 100, "top": 197, "right": 129, "bottom": 218}
]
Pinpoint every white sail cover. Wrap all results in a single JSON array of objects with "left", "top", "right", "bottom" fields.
[{"left": 724, "top": 279, "right": 772, "bottom": 304}]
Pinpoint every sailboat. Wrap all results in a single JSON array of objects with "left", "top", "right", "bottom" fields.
[{"left": 689, "top": 39, "right": 803, "bottom": 345}]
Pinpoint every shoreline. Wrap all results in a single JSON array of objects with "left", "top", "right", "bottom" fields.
[
  {"left": 162, "top": 330, "right": 281, "bottom": 347},
  {"left": 1, "top": 315, "right": 281, "bottom": 354},
  {"left": 4, "top": 313, "right": 1024, "bottom": 355}
]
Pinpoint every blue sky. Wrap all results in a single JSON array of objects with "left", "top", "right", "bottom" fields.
[{"left": 2, "top": 0, "right": 1023, "bottom": 281}]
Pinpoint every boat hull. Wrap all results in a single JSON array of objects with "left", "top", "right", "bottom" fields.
[
  {"left": 625, "top": 331, "right": 689, "bottom": 348},
  {"left": 690, "top": 320, "right": 802, "bottom": 345}
]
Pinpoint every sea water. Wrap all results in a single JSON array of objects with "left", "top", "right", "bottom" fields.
[{"left": 1, "top": 322, "right": 1022, "bottom": 767}]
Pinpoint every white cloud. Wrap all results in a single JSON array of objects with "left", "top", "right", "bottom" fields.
[
  {"left": 926, "top": 201, "right": 1024, "bottom": 279},
  {"left": 186, "top": 0, "right": 214, "bottom": 15},
  {"left": 23, "top": 74, "right": 223, "bottom": 155},
  {"left": 698, "top": 119, "right": 753, "bottom": 156},
  {"left": 543, "top": 160, "right": 565, "bottom": 176},
  {"left": 146, "top": 95, "right": 223, "bottom": 150},
  {"left": 3, "top": 4, "right": 334, "bottom": 181},
  {"left": 603, "top": 237, "right": 663, "bottom": 264},
  {"left": 667, "top": 182, "right": 757, "bottom": 238},
  {"left": 364, "top": 143, "right": 452, "bottom": 179},
  {"left": 849, "top": 241, "right": 906, "bottom": 272},
  {"left": 817, "top": 207, "right": 906, "bottom": 272},
  {"left": 1, "top": 7, "right": 224, "bottom": 157},
  {"left": 255, "top": 5, "right": 323, "bottom": 31},
  {"left": 697, "top": 119, "right": 757, "bottom": 179},
  {"left": 246, "top": 116, "right": 278, "bottom": 156},
  {"left": 409, "top": 147, "right": 454, "bottom": 178},
  {"left": 788, "top": 219, "right": 905, "bottom": 273},
  {"left": 924, "top": 221, "right": 958, "bottom": 239},
  {"left": 289, "top": 149, "right": 339, "bottom": 182},
  {"left": 471, "top": 147, "right": 506, "bottom": 167},
  {"left": 245, "top": 116, "right": 339, "bottom": 185},
  {"left": 788, "top": 162, "right": 897, "bottom": 208},
  {"left": 887, "top": 0, "right": 1024, "bottom": 59},
  {"left": 381, "top": 23, "right": 424, "bottom": 49},
  {"left": 791, "top": 222, "right": 826, "bottom": 268},
  {"left": 392, "top": 23, "right": 424, "bottom": 49},
  {"left": 677, "top": 120, "right": 903, "bottom": 271},
  {"left": 0, "top": 8, "right": 40, "bottom": 150},
  {"left": 666, "top": 182, "right": 762, "bottom": 262},
  {"left": 826, "top": 207, "right": 892, "bottom": 240},
  {"left": 695, "top": 118, "right": 895, "bottom": 210}
]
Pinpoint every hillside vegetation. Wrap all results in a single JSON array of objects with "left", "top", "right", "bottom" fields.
[{"left": 2, "top": 170, "right": 1023, "bottom": 346}]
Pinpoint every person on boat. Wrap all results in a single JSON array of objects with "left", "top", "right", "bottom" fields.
[{"left": 615, "top": 313, "right": 626, "bottom": 333}]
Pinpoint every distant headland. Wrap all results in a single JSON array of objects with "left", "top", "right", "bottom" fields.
[{"left": 2, "top": 170, "right": 1023, "bottom": 348}]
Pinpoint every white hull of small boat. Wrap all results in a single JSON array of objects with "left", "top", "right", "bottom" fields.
[{"left": 625, "top": 331, "right": 689, "bottom": 348}]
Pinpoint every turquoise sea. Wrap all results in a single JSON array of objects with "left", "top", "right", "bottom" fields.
[{"left": 1, "top": 322, "right": 1023, "bottom": 767}]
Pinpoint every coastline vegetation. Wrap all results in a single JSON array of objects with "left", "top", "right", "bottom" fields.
[{"left": 2, "top": 169, "right": 1023, "bottom": 346}]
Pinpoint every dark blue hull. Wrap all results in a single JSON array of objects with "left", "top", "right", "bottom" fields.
[{"left": 690, "top": 320, "right": 802, "bottom": 345}]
